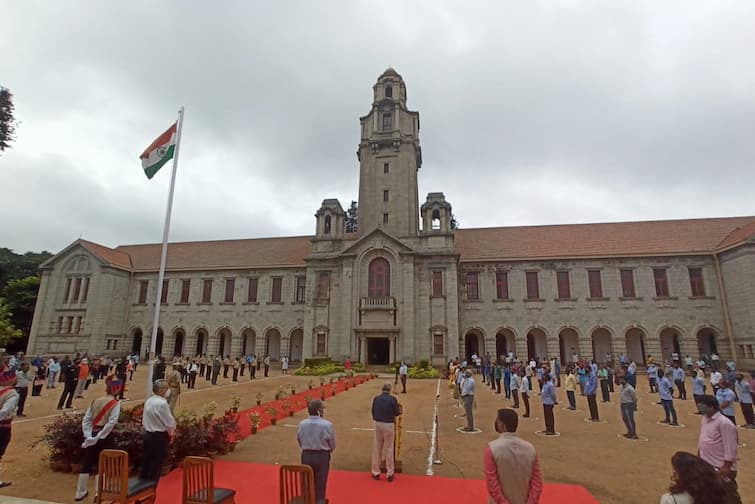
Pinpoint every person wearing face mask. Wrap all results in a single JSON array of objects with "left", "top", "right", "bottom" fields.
[
  {"left": 297, "top": 400, "right": 335, "bottom": 504},
  {"left": 140, "top": 380, "right": 176, "bottom": 482},
  {"left": 695, "top": 395, "right": 741, "bottom": 503}
]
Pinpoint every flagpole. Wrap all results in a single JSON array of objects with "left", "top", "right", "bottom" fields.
[{"left": 145, "top": 106, "right": 185, "bottom": 398}]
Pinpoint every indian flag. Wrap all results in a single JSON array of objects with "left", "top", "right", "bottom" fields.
[{"left": 140, "top": 123, "right": 177, "bottom": 179}]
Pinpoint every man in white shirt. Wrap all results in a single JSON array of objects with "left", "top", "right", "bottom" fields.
[
  {"left": 520, "top": 372, "right": 531, "bottom": 418},
  {"left": 398, "top": 362, "right": 408, "bottom": 393},
  {"left": 139, "top": 380, "right": 176, "bottom": 482},
  {"left": 461, "top": 370, "right": 476, "bottom": 431},
  {"left": 710, "top": 369, "right": 723, "bottom": 393}
]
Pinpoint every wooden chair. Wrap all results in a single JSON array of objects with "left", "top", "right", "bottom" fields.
[
  {"left": 96, "top": 449, "right": 157, "bottom": 504},
  {"left": 182, "top": 456, "right": 236, "bottom": 504},
  {"left": 279, "top": 464, "right": 315, "bottom": 504}
]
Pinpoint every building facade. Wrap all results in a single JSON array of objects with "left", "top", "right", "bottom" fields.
[{"left": 27, "top": 69, "right": 755, "bottom": 368}]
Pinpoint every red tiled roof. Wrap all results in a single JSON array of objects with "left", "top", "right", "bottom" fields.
[
  {"left": 79, "top": 239, "right": 133, "bottom": 270},
  {"left": 714, "top": 220, "right": 755, "bottom": 252}
]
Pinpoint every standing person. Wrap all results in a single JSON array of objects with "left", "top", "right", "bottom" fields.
[
  {"left": 74, "top": 377, "right": 122, "bottom": 501},
  {"left": 461, "top": 370, "right": 476, "bottom": 431},
  {"left": 565, "top": 367, "right": 577, "bottom": 410},
  {"left": 584, "top": 366, "right": 600, "bottom": 421},
  {"left": 710, "top": 368, "right": 722, "bottom": 394},
  {"left": 619, "top": 375, "right": 638, "bottom": 439},
  {"left": 715, "top": 380, "right": 737, "bottom": 425},
  {"left": 211, "top": 357, "right": 221, "bottom": 385},
  {"left": 734, "top": 374, "right": 754, "bottom": 428},
  {"left": 647, "top": 363, "right": 659, "bottom": 393},
  {"left": 673, "top": 364, "right": 687, "bottom": 400},
  {"left": 660, "top": 451, "right": 725, "bottom": 504},
  {"left": 281, "top": 356, "right": 289, "bottom": 376},
  {"left": 249, "top": 355, "right": 257, "bottom": 379},
  {"left": 627, "top": 360, "right": 637, "bottom": 388},
  {"left": 0, "top": 368, "right": 19, "bottom": 489},
  {"left": 239, "top": 355, "right": 245, "bottom": 378},
  {"left": 166, "top": 361, "right": 181, "bottom": 413},
  {"left": 692, "top": 371, "right": 706, "bottom": 412},
  {"left": 598, "top": 365, "right": 610, "bottom": 403},
  {"left": 696, "top": 395, "right": 741, "bottom": 503},
  {"left": 32, "top": 361, "right": 46, "bottom": 397},
  {"left": 503, "top": 365, "right": 511, "bottom": 400},
  {"left": 47, "top": 357, "right": 60, "bottom": 389},
  {"left": 520, "top": 371, "right": 531, "bottom": 418},
  {"left": 710, "top": 352, "right": 720, "bottom": 370},
  {"left": 114, "top": 357, "right": 128, "bottom": 400},
  {"left": 153, "top": 357, "right": 166, "bottom": 382},
  {"left": 483, "top": 408, "right": 543, "bottom": 504},
  {"left": 74, "top": 358, "right": 89, "bottom": 398},
  {"left": 232, "top": 358, "right": 240, "bottom": 382},
  {"left": 187, "top": 360, "right": 198, "bottom": 389},
  {"left": 493, "top": 363, "right": 502, "bottom": 394},
  {"left": 541, "top": 373, "right": 556, "bottom": 435},
  {"left": 297, "top": 400, "right": 335, "bottom": 504},
  {"left": 659, "top": 370, "right": 679, "bottom": 426},
  {"left": 222, "top": 356, "right": 230, "bottom": 379},
  {"left": 398, "top": 361, "right": 408, "bottom": 393},
  {"left": 198, "top": 355, "right": 206, "bottom": 378},
  {"left": 510, "top": 369, "right": 520, "bottom": 409},
  {"left": 139, "top": 380, "right": 176, "bottom": 482},
  {"left": 344, "top": 358, "right": 353, "bottom": 373},
  {"left": 205, "top": 355, "right": 213, "bottom": 381},
  {"left": 370, "top": 384, "right": 401, "bottom": 481},
  {"left": 14, "top": 363, "right": 33, "bottom": 417},
  {"left": 263, "top": 355, "right": 271, "bottom": 377},
  {"left": 577, "top": 365, "right": 586, "bottom": 395},
  {"left": 57, "top": 358, "right": 79, "bottom": 410}
]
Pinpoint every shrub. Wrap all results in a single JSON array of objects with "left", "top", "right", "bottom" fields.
[{"left": 419, "top": 359, "right": 430, "bottom": 369}]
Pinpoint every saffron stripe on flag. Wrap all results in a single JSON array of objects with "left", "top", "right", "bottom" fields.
[{"left": 140, "top": 123, "right": 177, "bottom": 160}]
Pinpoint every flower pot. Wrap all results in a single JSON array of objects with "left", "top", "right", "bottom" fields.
[
  {"left": 229, "top": 443, "right": 236, "bottom": 452},
  {"left": 288, "top": 411, "right": 294, "bottom": 417},
  {"left": 207, "top": 449, "right": 218, "bottom": 458},
  {"left": 256, "top": 400, "right": 261, "bottom": 406},
  {"left": 308, "top": 386, "right": 312, "bottom": 390},
  {"left": 270, "top": 418, "right": 277, "bottom": 426},
  {"left": 251, "top": 426, "right": 258, "bottom": 435},
  {"left": 231, "top": 407, "right": 238, "bottom": 413}
]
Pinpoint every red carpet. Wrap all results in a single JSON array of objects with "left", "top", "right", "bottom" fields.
[{"left": 156, "top": 460, "right": 598, "bottom": 503}]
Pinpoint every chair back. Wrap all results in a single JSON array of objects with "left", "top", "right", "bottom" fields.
[
  {"left": 279, "top": 464, "right": 315, "bottom": 504},
  {"left": 97, "top": 449, "right": 130, "bottom": 503},
  {"left": 183, "top": 456, "right": 215, "bottom": 504}
]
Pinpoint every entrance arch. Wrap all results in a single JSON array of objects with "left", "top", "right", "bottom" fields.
[
  {"left": 131, "top": 328, "right": 143, "bottom": 356},
  {"left": 265, "top": 328, "right": 282, "bottom": 359},
  {"left": 154, "top": 327, "right": 164, "bottom": 356},
  {"left": 289, "top": 328, "right": 304, "bottom": 362},
  {"left": 526, "top": 328, "right": 547, "bottom": 360},
  {"left": 195, "top": 328, "right": 208, "bottom": 357},
  {"left": 172, "top": 328, "right": 185, "bottom": 356},
  {"left": 660, "top": 328, "right": 681, "bottom": 362},
  {"left": 591, "top": 328, "right": 612, "bottom": 363},
  {"left": 495, "top": 329, "right": 515, "bottom": 363},
  {"left": 558, "top": 328, "right": 579, "bottom": 364},
  {"left": 625, "top": 327, "right": 646, "bottom": 365},
  {"left": 464, "top": 329, "right": 484, "bottom": 363},
  {"left": 241, "top": 328, "right": 256, "bottom": 357},
  {"left": 696, "top": 327, "right": 718, "bottom": 357},
  {"left": 218, "top": 328, "right": 232, "bottom": 357}
]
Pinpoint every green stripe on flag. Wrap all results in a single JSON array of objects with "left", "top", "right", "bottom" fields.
[{"left": 143, "top": 144, "right": 175, "bottom": 179}]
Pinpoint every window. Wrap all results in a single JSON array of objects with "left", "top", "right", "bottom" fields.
[
  {"left": 63, "top": 278, "right": 72, "bottom": 303},
  {"left": 247, "top": 277, "right": 258, "bottom": 302},
  {"left": 71, "top": 277, "right": 82, "bottom": 303},
  {"left": 295, "top": 276, "right": 306, "bottom": 303},
  {"left": 383, "top": 190, "right": 389, "bottom": 202},
  {"left": 385, "top": 85, "right": 393, "bottom": 98},
  {"left": 383, "top": 213, "right": 389, "bottom": 224},
  {"left": 324, "top": 215, "right": 331, "bottom": 234},
  {"left": 316, "top": 332, "right": 327, "bottom": 355},
  {"left": 201, "top": 279, "right": 213, "bottom": 303},
  {"left": 432, "top": 271, "right": 444, "bottom": 297},
  {"left": 368, "top": 258, "right": 391, "bottom": 297},
  {"left": 271, "top": 277, "right": 282, "bottom": 303},
  {"left": 112, "top": 339, "right": 117, "bottom": 350},
  {"left": 224, "top": 278, "right": 235, "bottom": 303},
  {"left": 180, "top": 279, "right": 191, "bottom": 303},
  {"left": 495, "top": 271, "right": 509, "bottom": 300},
  {"left": 653, "top": 268, "right": 670, "bottom": 297},
  {"left": 316, "top": 272, "right": 330, "bottom": 300},
  {"left": 161, "top": 279, "right": 169, "bottom": 304},
  {"left": 383, "top": 163, "right": 389, "bottom": 174},
  {"left": 138, "top": 280, "right": 148, "bottom": 304},
  {"left": 620, "top": 269, "right": 635, "bottom": 298},
  {"left": 556, "top": 271, "right": 571, "bottom": 299},
  {"left": 80, "top": 277, "right": 89, "bottom": 303},
  {"left": 65, "top": 316, "right": 73, "bottom": 334},
  {"left": 56, "top": 316, "right": 63, "bottom": 334},
  {"left": 588, "top": 270, "right": 603, "bottom": 298},
  {"left": 689, "top": 268, "right": 706, "bottom": 297},
  {"left": 382, "top": 113, "right": 392, "bottom": 131},
  {"left": 73, "top": 316, "right": 81, "bottom": 334},
  {"left": 465, "top": 272, "right": 479, "bottom": 300},
  {"left": 526, "top": 271, "right": 540, "bottom": 300},
  {"left": 433, "top": 333, "right": 444, "bottom": 355},
  {"left": 431, "top": 210, "right": 441, "bottom": 230}
]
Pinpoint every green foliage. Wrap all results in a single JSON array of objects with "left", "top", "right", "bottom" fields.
[
  {"left": 0, "top": 87, "right": 17, "bottom": 153},
  {"left": 408, "top": 367, "right": 440, "bottom": 379},
  {"left": 418, "top": 359, "right": 430, "bottom": 369},
  {"left": 345, "top": 200, "right": 358, "bottom": 233},
  {"left": 303, "top": 357, "right": 334, "bottom": 368},
  {"left": 0, "top": 248, "right": 51, "bottom": 350},
  {"left": 296, "top": 358, "right": 365, "bottom": 376},
  {"left": 3, "top": 276, "right": 40, "bottom": 336},
  {"left": 0, "top": 298, "right": 22, "bottom": 346},
  {"left": 0, "top": 248, "right": 52, "bottom": 286}
]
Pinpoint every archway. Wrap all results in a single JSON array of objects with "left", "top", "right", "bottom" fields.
[
  {"left": 558, "top": 328, "right": 579, "bottom": 364},
  {"left": 464, "top": 329, "right": 484, "bottom": 363},
  {"left": 696, "top": 327, "right": 718, "bottom": 357},
  {"left": 625, "top": 328, "right": 646, "bottom": 365},
  {"left": 526, "top": 329, "right": 547, "bottom": 361},
  {"left": 131, "top": 328, "right": 143, "bottom": 356},
  {"left": 155, "top": 327, "right": 164, "bottom": 356},
  {"left": 241, "top": 328, "right": 256, "bottom": 356},
  {"left": 173, "top": 329, "right": 185, "bottom": 357},
  {"left": 495, "top": 329, "right": 515, "bottom": 363},
  {"left": 591, "top": 328, "right": 612, "bottom": 363},
  {"left": 195, "top": 328, "right": 208, "bottom": 357},
  {"left": 290, "top": 328, "right": 304, "bottom": 362},
  {"left": 218, "top": 328, "right": 232, "bottom": 357},
  {"left": 265, "top": 328, "right": 282, "bottom": 359},
  {"left": 659, "top": 328, "right": 681, "bottom": 362}
]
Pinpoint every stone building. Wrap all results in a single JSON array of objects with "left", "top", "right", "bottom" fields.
[{"left": 27, "top": 69, "right": 755, "bottom": 368}]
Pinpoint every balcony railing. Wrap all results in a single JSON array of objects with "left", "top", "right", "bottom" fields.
[{"left": 360, "top": 297, "right": 396, "bottom": 309}]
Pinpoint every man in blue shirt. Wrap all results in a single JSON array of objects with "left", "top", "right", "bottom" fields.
[
  {"left": 584, "top": 367, "right": 600, "bottom": 421},
  {"left": 735, "top": 374, "right": 754, "bottom": 428},
  {"left": 647, "top": 364, "right": 658, "bottom": 393},
  {"left": 298, "top": 400, "right": 335, "bottom": 504},
  {"left": 659, "top": 370, "right": 678, "bottom": 425},
  {"left": 460, "top": 370, "right": 476, "bottom": 431},
  {"left": 692, "top": 371, "right": 706, "bottom": 411},
  {"left": 672, "top": 364, "right": 687, "bottom": 400},
  {"left": 541, "top": 373, "right": 557, "bottom": 435},
  {"left": 371, "top": 384, "right": 402, "bottom": 481},
  {"left": 503, "top": 365, "right": 511, "bottom": 399},
  {"left": 715, "top": 380, "right": 737, "bottom": 425}
]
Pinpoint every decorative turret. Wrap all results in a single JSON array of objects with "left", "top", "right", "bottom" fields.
[
  {"left": 314, "top": 199, "right": 345, "bottom": 240},
  {"left": 421, "top": 192, "right": 453, "bottom": 234}
]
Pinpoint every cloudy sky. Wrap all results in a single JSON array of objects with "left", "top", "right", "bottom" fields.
[{"left": 3, "top": 1, "right": 755, "bottom": 254}]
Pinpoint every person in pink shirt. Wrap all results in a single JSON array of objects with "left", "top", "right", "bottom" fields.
[
  {"left": 483, "top": 408, "right": 543, "bottom": 504},
  {"left": 695, "top": 395, "right": 741, "bottom": 503}
]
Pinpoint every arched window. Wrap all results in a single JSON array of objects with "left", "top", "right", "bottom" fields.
[
  {"left": 382, "top": 113, "right": 392, "bottom": 132},
  {"left": 385, "top": 85, "right": 393, "bottom": 98},
  {"left": 324, "top": 215, "right": 331, "bottom": 234},
  {"left": 431, "top": 209, "right": 441, "bottom": 230},
  {"left": 368, "top": 258, "right": 391, "bottom": 298}
]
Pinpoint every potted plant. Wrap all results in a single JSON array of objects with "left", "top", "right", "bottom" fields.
[
  {"left": 308, "top": 379, "right": 314, "bottom": 390},
  {"left": 303, "top": 394, "right": 313, "bottom": 406},
  {"left": 207, "top": 409, "right": 241, "bottom": 455},
  {"left": 289, "top": 384, "right": 296, "bottom": 396},
  {"left": 256, "top": 391, "right": 264, "bottom": 406},
  {"left": 33, "top": 412, "right": 85, "bottom": 472},
  {"left": 274, "top": 385, "right": 286, "bottom": 400},
  {"left": 201, "top": 401, "right": 218, "bottom": 422},
  {"left": 319, "top": 376, "right": 326, "bottom": 387},
  {"left": 282, "top": 400, "right": 292, "bottom": 417},
  {"left": 331, "top": 385, "right": 337, "bottom": 397},
  {"left": 265, "top": 406, "right": 279, "bottom": 426},
  {"left": 230, "top": 394, "right": 241, "bottom": 413},
  {"left": 320, "top": 388, "right": 326, "bottom": 401},
  {"left": 249, "top": 412, "right": 261, "bottom": 434}
]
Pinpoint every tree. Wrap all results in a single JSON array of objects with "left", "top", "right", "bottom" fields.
[
  {"left": 4, "top": 276, "right": 41, "bottom": 339},
  {"left": 0, "top": 298, "right": 22, "bottom": 347},
  {"left": 0, "top": 87, "right": 17, "bottom": 153},
  {"left": 345, "top": 200, "right": 358, "bottom": 233},
  {"left": 450, "top": 213, "right": 459, "bottom": 229},
  {"left": 0, "top": 248, "right": 52, "bottom": 286}
]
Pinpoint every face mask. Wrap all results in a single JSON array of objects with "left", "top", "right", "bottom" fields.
[{"left": 696, "top": 403, "right": 708, "bottom": 415}]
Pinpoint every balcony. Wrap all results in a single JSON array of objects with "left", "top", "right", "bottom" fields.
[
  {"left": 360, "top": 297, "right": 396, "bottom": 310},
  {"left": 359, "top": 297, "right": 397, "bottom": 328}
]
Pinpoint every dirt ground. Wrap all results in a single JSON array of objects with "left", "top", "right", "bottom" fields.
[{"left": 0, "top": 368, "right": 751, "bottom": 504}]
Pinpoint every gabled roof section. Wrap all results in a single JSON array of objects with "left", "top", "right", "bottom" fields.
[
  {"left": 338, "top": 227, "right": 415, "bottom": 256},
  {"left": 40, "top": 239, "right": 133, "bottom": 271},
  {"left": 715, "top": 220, "right": 755, "bottom": 253},
  {"left": 454, "top": 216, "right": 755, "bottom": 262}
]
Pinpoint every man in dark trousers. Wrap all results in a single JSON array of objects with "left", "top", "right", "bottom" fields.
[
  {"left": 56, "top": 358, "right": 79, "bottom": 410},
  {"left": 211, "top": 357, "right": 221, "bottom": 385},
  {"left": 114, "top": 357, "right": 128, "bottom": 400},
  {"left": 140, "top": 380, "right": 175, "bottom": 482},
  {"left": 205, "top": 355, "right": 213, "bottom": 381},
  {"left": 297, "top": 400, "right": 335, "bottom": 504},
  {"left": 371, "top": 383, "right": 401, "bottom": 481}
]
